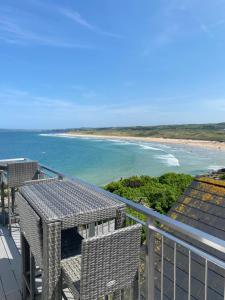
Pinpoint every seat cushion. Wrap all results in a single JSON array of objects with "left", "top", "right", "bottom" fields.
[{"left": 61, "top": 255, "right": 81, "bottom": 299}]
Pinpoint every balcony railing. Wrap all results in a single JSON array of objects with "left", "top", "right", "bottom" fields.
[{"left": 2, "top": 158, "right": 225, "bottom": 299}]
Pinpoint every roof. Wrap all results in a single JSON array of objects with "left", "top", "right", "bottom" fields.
[{"left": 154, "top": 177, "right": 225, "bottom": 300}]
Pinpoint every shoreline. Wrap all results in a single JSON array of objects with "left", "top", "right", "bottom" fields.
[{"left": 51, "top": 133, "right": 225, "bottom": 151}]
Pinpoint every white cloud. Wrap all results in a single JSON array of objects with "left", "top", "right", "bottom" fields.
[
  {"left": 142, "top": 0, "right": 225, "bottom": 54},
  {"left": 0, "top": 88, "right": 167, "bottom": 128},
  {"left": 57, "top": 7, "right": 122, "bottom": 39},
  {"left": 0, "top": 15, "right": 93, "bottom": 48},
  {"left": 198, "top": 19, "right": 225, "bottom": 37},
  {"left": 58, "top": 8, "right": 94, "bottom": 30},
  {"left": 0, "top": 0, "right": 122, "bottom": 48},
  {"left": 20, "top": 0, "right": 122, "bottom": 39},
  {"left": 1, "top": 88, "right": 225, "bottom": 129}
]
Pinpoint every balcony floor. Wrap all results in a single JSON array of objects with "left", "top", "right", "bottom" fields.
[{"left": 0, "top": 224, "right": 21, "bottom": 300}]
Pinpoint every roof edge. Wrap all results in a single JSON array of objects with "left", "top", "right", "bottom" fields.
[{"left": 196, "top": 177, "right": 225, "bottom": 188}]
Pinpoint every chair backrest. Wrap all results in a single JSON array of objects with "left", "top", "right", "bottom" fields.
[
  {"left": 7, "top": 161, "right": 38, "bottom": 187},
  {"left": 16, "top": 192, "right": 43, "bottom": 267},
  {"left": 80, "top": 224, "right": 141, "bottom": 300}
]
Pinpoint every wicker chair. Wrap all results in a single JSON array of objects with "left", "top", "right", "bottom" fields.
[
  {"left": 6, "top": 161, "right": 38, "bottom": 233},
  {"left": 61, "top": 224, "right": 142, "bottom": 300},
  {"left": 6, "top": 161, "right": 39, "bottom": 188}
]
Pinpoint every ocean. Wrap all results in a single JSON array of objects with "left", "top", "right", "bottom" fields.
[{"left": 0, "top": 131, "right": 225, "bottom": 186}]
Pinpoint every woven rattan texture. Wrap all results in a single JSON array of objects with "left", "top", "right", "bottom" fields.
[
  {"left": 16, "top": 192, "right": 43, "bottom": 267},
  {"left": 42, "top": 221, "right": 62, "bottom": 300},
  {"left": 61, "top": 255, "right": 81, "bottom": 299},
  {"left": 20, "top": 179, "right": 125, "bottom": 228},
  {"left": 61, "top": 224, "right": 141, "bottom": 300},
  {"left": 7, "top": 161, "right": 38, "bottom": 187}
]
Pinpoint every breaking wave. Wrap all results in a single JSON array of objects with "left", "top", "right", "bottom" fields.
[
  {"left": 208, "top": 165, "right": 225, "bottom": 171},
  {"left": 155, "top": 154, "right": 180, "bottom": 167},
  {"left": 138, "top": 144, "right": 163, "bottom": 151}
]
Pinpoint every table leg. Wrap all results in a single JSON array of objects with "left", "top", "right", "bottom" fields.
[
  {"left": 1, "top": 181, "right": 5, "bottom": 225},
  {"left": 8, "top": 187, "right": 16, "bottom": 236},
  {"left": 21, "top": 233, "right": 30, "bottom": 299},
  {"left": 11, "top": 187, "right": 15, "bottom": 214},
  {"left": 8, "top": 189, "right": 11, "bottom": 235},
  {"left": 42, "top": 221, "right": 62, "bottom": 300}
]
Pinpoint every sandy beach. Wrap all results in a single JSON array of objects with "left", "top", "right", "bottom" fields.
[{"left": 54, "top": 133, "right": 225, "bottom": 151}]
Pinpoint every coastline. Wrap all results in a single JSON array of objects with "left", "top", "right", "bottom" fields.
[{"left": 53, "top": 133, "right": 225, "bottom": 151}]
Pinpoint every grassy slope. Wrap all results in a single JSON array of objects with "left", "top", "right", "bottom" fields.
[{"left": 66, "top": 123, "right": 225, "bottom": 142}]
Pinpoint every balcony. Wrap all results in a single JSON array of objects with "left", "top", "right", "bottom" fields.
[{"left": 1, "top": 158, "right": 225, "bottom": 299}]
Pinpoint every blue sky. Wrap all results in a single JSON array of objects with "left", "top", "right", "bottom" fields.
[{"left": 1, "top": 0, "right": 225, "bottom": 129}]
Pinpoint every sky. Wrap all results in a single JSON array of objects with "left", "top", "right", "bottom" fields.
[{"left": 1, "top": 0, "right": 225, "bottom": 129}]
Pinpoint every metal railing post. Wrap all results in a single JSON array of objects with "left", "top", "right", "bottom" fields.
[
  {"left": 8, "top": 189, "right": 11, "bottom": 236},
  {"left": 58, "top": 174, "right": 64, "bottom": 180},
  {"left": 146, "top": 217, "right": 155, "bottom": 300},
  {"left": 1, "top": 180, "right": 5, "bottom": 225}
]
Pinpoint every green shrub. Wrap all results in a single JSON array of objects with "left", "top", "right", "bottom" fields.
[{"left": 104, "top": 173, "right": 193, "bottom": 215}]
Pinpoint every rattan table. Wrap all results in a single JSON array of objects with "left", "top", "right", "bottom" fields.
[{"left": 17, "top": 178, "right": 126, "bottom": 300}]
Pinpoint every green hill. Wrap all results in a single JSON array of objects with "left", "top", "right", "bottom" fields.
[{"left": 65, "top": 122, "right": 225, "bottom": 142}]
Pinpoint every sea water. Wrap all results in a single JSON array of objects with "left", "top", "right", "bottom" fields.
[{"left": 0, "top": 131, "right": 224, "bottom": 186}]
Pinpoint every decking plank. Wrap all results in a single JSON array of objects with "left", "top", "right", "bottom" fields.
[
  {"left": 1, "top": 226, "right": 21, "bottom": 286},
  {"left": 0, "top": 225, "right": 21, "bottom": 300},
  {"left": 0, "top": 277, "right": 7, "bottom": 300},
  {"left": 5, "top": 289, "right": 21, "bottom": 300},
  {"left": 0, "top": 265, "right": 21, "bottom": 299}
]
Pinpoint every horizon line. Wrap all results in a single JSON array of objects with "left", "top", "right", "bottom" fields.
[{"left": 0, "top": 121, "right": 225, "bottom": 131}]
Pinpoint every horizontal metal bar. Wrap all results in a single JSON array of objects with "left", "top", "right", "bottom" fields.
[
  {"left": 0, "top": 157, "right": 26, "bottom": 162},
  {"left": 39, "top": 171, "right": 54, "bottom": 178},
  {"left": 126, "top": 214, "right": 146, "bottom": 226},
  {"left": 148, "top": 224, "right": 225, "bottom": 270},
  {"left": 205, "top": 259, "right": 208, "bottom": 300},
  {"left": 40, "top": 165, "right": 64, "bottom": 178}
]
